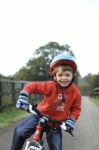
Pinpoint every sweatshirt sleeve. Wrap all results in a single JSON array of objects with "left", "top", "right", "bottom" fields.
[
  {"left": 69, "top": 92, "right": 81, "bottom": 120},
  {"left": 23, "top": 81, "right": 52, "bottom": 95}
]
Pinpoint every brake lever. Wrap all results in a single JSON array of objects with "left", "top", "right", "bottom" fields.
[
  {"left": 27, "top": 104, "right": 38, "bottom": 115},
  {"left": 66, "top": 129, "right": 74, "bottom": 137}
]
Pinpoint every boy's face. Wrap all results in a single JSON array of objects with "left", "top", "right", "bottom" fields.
[{"left": 54, "top": 66, "right": 73, "bottom": 87}]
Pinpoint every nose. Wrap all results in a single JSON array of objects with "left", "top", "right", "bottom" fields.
[{"left": 62, "top": 75, "right": 67, "bottom": 80}]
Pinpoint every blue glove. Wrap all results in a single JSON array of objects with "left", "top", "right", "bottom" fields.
[
  {"left": 65, "top": 118, "right": 76, "bottom": 133},
  {"left": 16, "top": 90, "right": 29, "bottom": 110}
]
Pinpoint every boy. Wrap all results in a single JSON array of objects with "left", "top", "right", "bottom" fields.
[{"left": 11, "top": 54, "right": 81, "bottom": 150}]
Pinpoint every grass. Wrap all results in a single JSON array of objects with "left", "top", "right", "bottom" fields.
[
  {"left": 0, "top": 107, "right": 30, "bottom": 128},
  {"left": 90, "top": 97, "right": 99, "bottom": 106}
]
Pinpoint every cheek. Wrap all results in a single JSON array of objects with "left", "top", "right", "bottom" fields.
[
  {"left": 69, "top": 76, "right": 73, "bottom": 80},
  {"left": 53, "top": 76, "right": 57, "bottom": 81}
]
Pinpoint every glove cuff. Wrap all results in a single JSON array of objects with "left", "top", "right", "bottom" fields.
[
  {"left": 68, "top": 118, "right": 76, "bottom": 123},
  {"left": 65, "top": 118, "right": 76, "bottom": 129},
  {"left": 20, "top": 90, "right": 29, "bottom": 97}
]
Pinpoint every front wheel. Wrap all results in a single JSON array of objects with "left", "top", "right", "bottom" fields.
[{"left": 24, "top": 139, "right": 44, "bottom": 150}]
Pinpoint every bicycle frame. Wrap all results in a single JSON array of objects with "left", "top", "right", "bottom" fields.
[{"left": 23, "top": 104, "right": 73, "bottom": 150}]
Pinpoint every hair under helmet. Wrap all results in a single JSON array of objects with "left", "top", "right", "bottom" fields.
[{"left": 50, "top": 54, "right": 77, "bottom": 76}]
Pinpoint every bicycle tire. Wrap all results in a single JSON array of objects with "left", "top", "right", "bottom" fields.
[{"left": 24, "top": 139, "right": 44, "bottom": 150}]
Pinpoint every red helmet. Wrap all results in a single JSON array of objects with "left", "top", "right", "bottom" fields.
[{"left": 50, "top": 54, "right": 77, "bottom": 76}]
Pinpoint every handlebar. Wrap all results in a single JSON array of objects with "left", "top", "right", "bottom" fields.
[
  {"left": 29, "top": 104, "right": 74, "bottom": 136},
  {"left": 27, "top": 104, "right": 41, "bottom": 116},
  {"left": 18, "top": 103, "right": 74, "bottom": 136}
]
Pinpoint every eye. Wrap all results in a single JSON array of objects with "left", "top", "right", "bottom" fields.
[
  {"left": 58, "top": 74, "right": 62, "bottom": 76},
  {"left": 66, "top": 74, "right": 70, "bottom": 77}
]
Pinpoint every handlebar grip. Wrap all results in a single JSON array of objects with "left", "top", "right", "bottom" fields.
[{"left": 60, "top": 122, "right": 74, "bottom": 137}]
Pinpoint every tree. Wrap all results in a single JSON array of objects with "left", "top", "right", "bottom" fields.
[
  {"left": 35, "top": 41, "right": 74, "bottom": 59},
  {"left": 14, "top": 67, "right": 30, "bottom": 80},
  {"left": 78, "top": 73, "right": 99, "bottom": 95},
  {"left": 0, "top": 74, "right": 4, "bottom": 79},
  {"left": 13, "top": 41, "right": 76, "bottom": 81},
  {"left": 91, "top": 73, "right": 99, "bottom": 88}
]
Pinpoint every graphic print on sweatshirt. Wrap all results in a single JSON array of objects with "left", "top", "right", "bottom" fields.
[{"left": 54, "top": 94, "right": 68, "bottom": 112}]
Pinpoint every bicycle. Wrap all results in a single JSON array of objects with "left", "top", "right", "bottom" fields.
[{"left": 22, "top": 104, "right": 74, "bottom": 150}]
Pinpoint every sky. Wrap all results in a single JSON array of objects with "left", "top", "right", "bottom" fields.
[{"left": 0, "top": 0, "right": 99, "bottom": 77}]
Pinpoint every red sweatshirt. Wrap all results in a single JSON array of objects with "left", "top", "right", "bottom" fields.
[{"left": 24, "top": 81, "right": 81, "bottom": 121}]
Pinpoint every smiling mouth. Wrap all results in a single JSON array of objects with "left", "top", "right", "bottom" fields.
[
  {"left": 60, "top": 82, "right": 68, "bottom": 85},
  {"left": 61, "top": 82, "right": 66, "bottom": 84}
]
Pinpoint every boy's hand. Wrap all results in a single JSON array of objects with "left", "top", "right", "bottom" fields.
[
  {"left": 16, "top": 90, "right": 29, "bottom": 110},
  {"left": 65, "top": 118, "right": 76, "bottom": 133}
]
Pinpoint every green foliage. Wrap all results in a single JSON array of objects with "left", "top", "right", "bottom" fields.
[
  {"left": 0, "top": 107, "right": 30, "bottom": 128},
  {"left": 78, "top": 73, "right": 99, "bottom": 95},
  {"left": 0, "top": 74, "right": 6, "bottom": 79},
  {"left": 26, "top": 56, "right": 50, "bottom": 81},
  {"left": 74, "top": 71, "right": 80, "bottom": 85},
  {"left": 91, "top": 97, "right": 99, "bottom": 106},
  {"left": 35, "top": 42, "right": 74, "bottom": 58},
  {"left": 13, "top": 41, "right": 75, "bottom": 81},
  {"left": 14, "top": 67, "right": 30, "bottom": 80},
  {"left": 78, "top": 75, "right": 92, "bottom": 95},
  {"left": 91, "top": 73, "right": 99, "bottom": 89}
]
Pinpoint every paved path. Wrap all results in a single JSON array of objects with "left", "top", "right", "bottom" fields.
[
  {"left": 0, "top": 96, "right": 99, "bottom": 150},
  {"left": 62, "top": 96, "right": 99, "bottom": 150}
]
